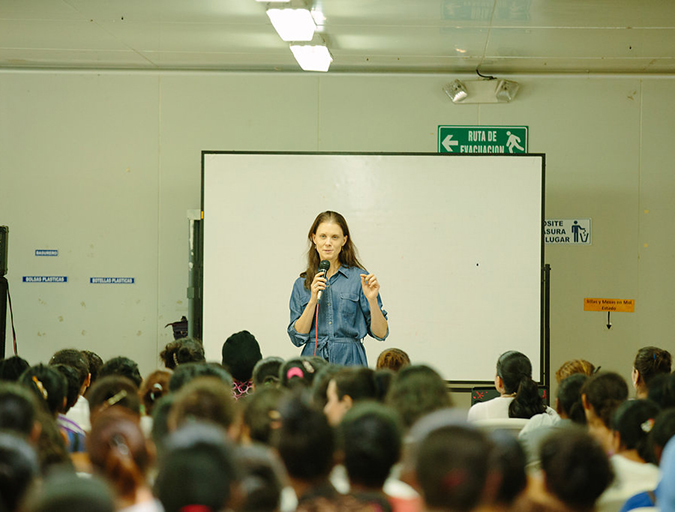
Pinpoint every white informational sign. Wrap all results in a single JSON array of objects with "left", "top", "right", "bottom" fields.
[{"left": 545, "top": 219, "right": 592, "bottom": 245}]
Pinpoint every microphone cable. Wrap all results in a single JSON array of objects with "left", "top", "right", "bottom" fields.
[{"left": 314, "top": 303, "right": 319, "bottom": 357}]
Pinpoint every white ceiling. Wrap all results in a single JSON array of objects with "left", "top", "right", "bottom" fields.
[{"left": 1, "top": 0, "right": 675, "bottom": 74}]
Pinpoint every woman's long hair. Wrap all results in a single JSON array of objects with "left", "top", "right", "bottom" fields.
[
  {"left": 301, "top": 211, "right": 364, "bottom": 290},
  {"left": 496, "top": 351, "right": 546, "bottom": 419}
]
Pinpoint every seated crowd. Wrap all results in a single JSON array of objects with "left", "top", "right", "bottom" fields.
[{"left": 1, "top": 335, "right": 674, "bottom": 512}]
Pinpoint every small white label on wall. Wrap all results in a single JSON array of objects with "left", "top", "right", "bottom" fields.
[
  {"left": 35, "top": 250, "right": 58, "bottom": 256},
  {"left": 545, "top": 219, "right": 591, "bottom": 245}
]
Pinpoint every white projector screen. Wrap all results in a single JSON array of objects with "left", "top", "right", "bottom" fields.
[{"left": 201, "top": 152, "right": 545, "bottom": 383}]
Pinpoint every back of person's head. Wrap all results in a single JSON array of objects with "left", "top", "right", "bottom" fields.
[
  {"left": 23, "top": 470, "right": 115, "bottom": 512},
  {"left": 385, "top": 364, "right": 453, "bottom": 429},
  {"left": 18, "top": 364, "right": 67, "bottom": 416},
  {"left": 81, "top": 351, "right": 103, "bottom": 386},
  {"left": 221, "top": 330, "right": 263, "bottom": 383},
  {"left": 0, "top": 432, "right": 39, "bottom": 512},
  {"left": 241, "top": 386, "right": 288, "bottom": 445},
  {"left": 376, "top": 348, "right": 411, "bottom": 372},
  {"left": 49, "top": 349, "right": 89, "bottom": 391},
  {"left": 611, "top": 398, "right": 661, "bottom": 462},
  {"left": 634, "top": 346, "right": 672, "bottom": 390},
  {"left": 235, "top": 444, "right": 285, "bottom": 512},
  {"left": 338, "top": 402, "right": 403, "bottom": 490},
  {"left": 50, "top": 364, "right": 80, "bottom": 413},
  {"left": 159, "top": 337, "right": 205, "bottom": 370},
  {"left": 557, "top": 373, "right": 588, "bottom": 424},
  {"left": 168, "top": 362, "right": 233, "bottom": 392},
  {"left": 310, "top": 364, "right": 342, "bottom": 408},
  {"left": 374, "top": 369, "right": 395, "bottom": 399},
  {"left": 274, "top": 396, "right": 334, "bottom": 482},
  {"left": 0, "top": 382, "right": 38, "bottom": 436},
  {"left": 581, "top": 371, "right": 629, "bottom": 428},
  {"left": 151, "top": 394, "right": 175, "bottom": 458},
  {"left": 139, "top": 370, "right": 171, "bottom": 415},
  {"left": 98, "top": 357, "right": 142, "bottom": 388},
  {"left": 168, "top": 377, "right": 238, "bottom": 434},
  {"left": 87, "top": 407, "right": 150, "bottom": 499},
  {"left": 495, "top": 351, "right": 545, "bottom": 419},
  {"left": 555, "top": 359, "right": 596, "bottom": 383},
  {"left": 0, "top": 356, "right": 29, "bottom": 382},
  {"left": 279, "top": 357, "right": 322, "bottom": 390},
  {"left": 415, "top": 424, "right": 493, "bottom": 512},
  {"left": 87, "top": 375, "right": 142, "bottom": 421},
  {"left": 647, "top": 373, "right": 675, "bottom": 408},
  {"left": 332, "top": 367, "right": 381, "bottom": 402},
  {"left": 487, "top": 430, "right": 527, "bottom": 507},
  {"left": 650, "top": 408, "right": 675, "bottom": 464},
  {"left": 155, "top": 423, "right": 239, "bottom": 512},
  {"left": 539, "top": 430, "right": 614, "bottom": 512},
  {"left": 252, "top": 357, "right": 284, "bottom": 389}
]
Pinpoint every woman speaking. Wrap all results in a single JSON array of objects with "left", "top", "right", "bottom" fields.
[{"left": 287, "top": 211, "right": 388, "bottom": 366}]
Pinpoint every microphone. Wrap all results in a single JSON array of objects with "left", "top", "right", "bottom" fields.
[{"left": 317, "top": 260, "right": 330, "bottom": 302}]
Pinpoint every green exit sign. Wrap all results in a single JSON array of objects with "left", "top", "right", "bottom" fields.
[{"left": 438, "top": 125, "right": 528, "bottom": 154}]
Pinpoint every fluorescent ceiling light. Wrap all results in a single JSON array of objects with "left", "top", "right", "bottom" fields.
[
  {"left": 267, "top": 8, "right": 316, "bottom": 41},
  {"left": 290, "top": 43, "right": 333, "bottom": 72}
]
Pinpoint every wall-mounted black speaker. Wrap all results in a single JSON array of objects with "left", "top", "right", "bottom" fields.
[{"left": 0, "top": 226, "right": 8, "bottom": 276}]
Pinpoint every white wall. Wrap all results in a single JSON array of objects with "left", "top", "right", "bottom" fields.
[{"left": 1, "top": 71, "right": 673, "bottom": 404}]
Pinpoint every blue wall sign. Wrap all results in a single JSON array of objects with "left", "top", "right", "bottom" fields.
[
  {"left": 35, "top": 250, "right": 58, "bottom": 256},
  {"left": 90, "top": 277, "right": 135, "bottom": 284},
  {"left": 23, "top": 276, "right": 67, "bottom": 283}
]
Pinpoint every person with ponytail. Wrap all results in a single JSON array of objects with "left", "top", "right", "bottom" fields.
[
  {"left": 88, "top": 407, "right": 161, "bottom": 512},
  {"left": 288, "top": 211, "right": 388, "bottom": 367},
  {"left": 581, "top": 371, "right": 629, "bottom": 454},
  {"left": 597, "top": 399, "right": 661, "bottom": 510},
  {"left": 468, "top": 351, "right": 548, "bottom": 421},
  {"left": 632, "top": 346, "right": 672, "bottom": 399}
]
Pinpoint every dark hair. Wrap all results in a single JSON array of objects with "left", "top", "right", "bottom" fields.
[
  {"left": 646, "top": 373, "right": 675, "bottom": 408},
  {"left": 235, "top": 444, "right": 285, "bottom": 512},
  {"left": 581, "top": 372, "right": 629, "bottom": 428},
  {"left": 0, "top": 356, "right": 30, "bottom": 382},
  {"left": 649, "top": 408, "right": 675, "bottom": 463},
  {"left": 139, "top": 370, "right": 171, "bottom": 415},
  {"left": 168, "top": 362, "right": 233, "bottom": 393},
  {"left": 151, "top": 395, "right": 176, "bottom": 458},
  {"left": 301, "top": 211, "right": 365, "bottom": 290},
  {"left": 50, "top": 364, "right": 80, "bottom": 413},
  {"left": 338, "top": 402, "right": 403, "bottom": 489},
  {"left": 88, "top": 407, "right": 151, "bottom": 499},
  {"left": 416, "top": 425, "right": 492, "bottom": 512},
  {"left": 634, "top": 346, "right": 672, "bottom": 388},
  {"left": 557, "top": 373, "right": 588, "bottom": 424},
  {"left": 332, "top": 367, "right": 383, "bottom": 402},
  {"left": 488, "top": 430, "right": 527, "bottom": 506},
  {"left": 611, "top": 399, "right": 661, "bottom": 463},
  {"left": 241, "top": 387, "right": 288, "bottom": 445},
  {"left": 19, "top": 364, "right": 67, "bottom": 416},
  {"left": 49, "top": 349, "right": 89, "bottom": 390},
  {"left": 155, "top": 424, "right": 239, "bottom": 512},
  {"left": 98, "top": 357, "right": 142, "bottom": 388},
  {"left": 274, "top": 396, "right": 334, "bottom": 480},
  {"left": 376, "top": 348, "right": 411, "bottom": 372},
  {"left": 159, "top": 337, "right": 205, "bottom": 370},
  {"left": 169, "top": 378, "right": 238, "bottom": 432},
  {"left": 87, "top": 376, "right": 142, "bottom": 419},
  {"left": 221, "top": 331, "right": 263, "bottom": 383},
  {"left": 280, "top": 357, "right": 322, "bottom": 390},
  {"left": 0, "top": 382, "right": 38, "bottom": 436},
  {"left": 385, "top": 365, "right": 452, "bottom": 428},
  {"left": 0, "top": 432, "right": 40, "bottom": 512},
  {"left": 81, "top": 351, "right": 104, "bottom": 384},
  {"left": 540, "top": 430, "right": 614, "bottom": 511},
  {"left": 495, "top": 351, "right": 545, "bottom": 419},
  {"left": 555, "top": 359, "right": 596, "bottom": 383},
  {"left": 23, "top": 470, "right": 115, "bottom": 512},
  {"left": 252, "top": 357, "right": 284, "bottom": 389},
  {"left": 310, "top": 364, "right": 343, "bottom": 408}
]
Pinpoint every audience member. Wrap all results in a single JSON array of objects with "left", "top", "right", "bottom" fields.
[
  {"left": 81, "top": 350, "right": 104, "bottom": 397},
  {"left": 240, "top": 386, "right": 288, "bottom": 445},
  {"left": 99, "top": 357, "right": 143, "bottom": 388},
  {"left": 51, "top": 364, "right": 87, "bottom": 452},
  {"left": 468, "top": 351, "right": 546, "bottom": 421},
  {"left": 235, "top": 443, "right": 286, "bottom": 512},
  {"left": 632, "top": 346, "right": 672, "bottom": 399},
  {"left": 221, "top": 330, "right": 263, "bottom": 400},
  {"left": 486, "top": 430, "right": 528, "bottom": 510},
  {"left": 159, "top": 337, "right": 205, "bottom": 370},
  {"left": 252, "top": 356, "right": 284, "bottom": 390},
  {"left": 324, "top": 367, "right": 383, "bottom": 426},
  {"left": 555, "top": 359, "right": 596, "bottom": 383},
  {"left": 280, "top": 357, "right": 324, "bottom": 391},
  {"left": 87, "top": 375, "right": 142, "bottom": 423},
  {"left": 139, "top": 369, "right": 171, "bottom": 416},
  {"left": 376, "top": 349, "right": 410, "bottom": 372},
  {"left": 385, "top": 365, "right": 453, "bottom": 429},
  {"left": 0, "top": 432, "right": 40, "bottom": 512},
  {"left": 168, "top": 362, "right": 233, "bottom": 393},
  {"left": 311, "top": 364, "right": 343, "bottom": 409},
  {"left": 581, "top": 371, "right": 629, "bottom": 453},
  {"left": 49, "top": 349, "right": 91, "bottom": 431},
  {"left": 23, "top": 469, "right": 115, "bottom": 512},
  {"left": 0, "top": 356, "right": 30, "bottom": 382}
]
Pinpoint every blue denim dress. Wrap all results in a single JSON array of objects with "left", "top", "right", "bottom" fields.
[{"left": 287, "top": 265, "right": 388, "bottom": 366}]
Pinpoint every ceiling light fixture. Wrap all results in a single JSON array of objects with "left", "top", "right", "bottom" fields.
[
  {"left": 290, "top": 35, "right": 333, "bottom": 72},
  {"left": 266, "top": 3, "right": 316, "bottom": 42},
  {"left": 443, "top": 78, "right": 520, "bottom": 104}
]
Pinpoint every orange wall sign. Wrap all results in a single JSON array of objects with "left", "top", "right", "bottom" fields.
[{"left": 584, "top": 298, "right": 635, "bottom": 313}]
